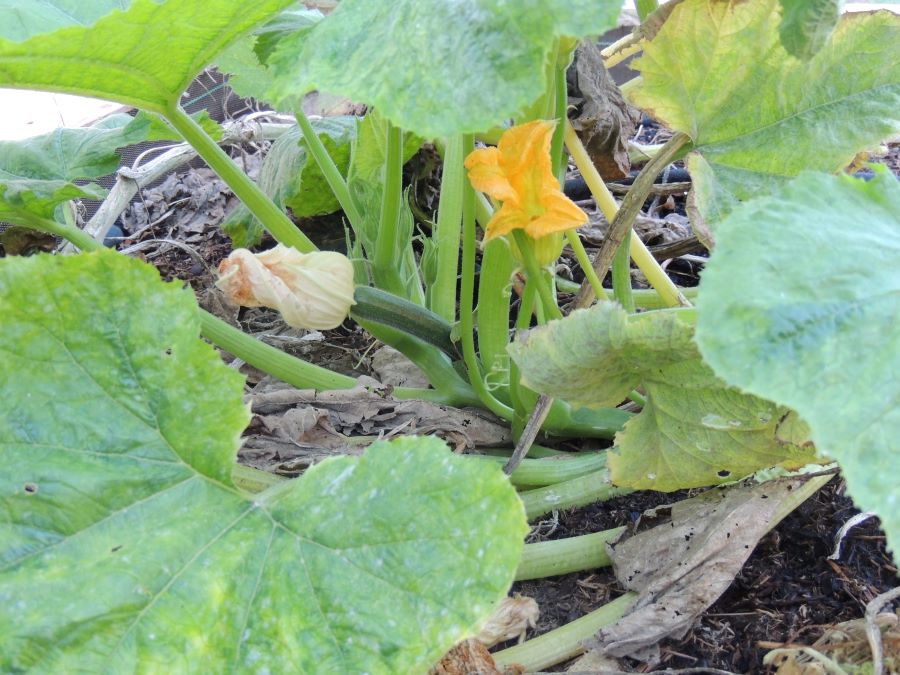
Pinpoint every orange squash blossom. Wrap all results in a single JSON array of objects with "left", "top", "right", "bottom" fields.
[{"left": 464, "top": 120, "right": 588, "bottom": 242}]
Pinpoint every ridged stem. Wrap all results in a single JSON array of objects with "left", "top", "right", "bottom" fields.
[{"left": 164, "top": 104, "right": 315, "bottom": 253}]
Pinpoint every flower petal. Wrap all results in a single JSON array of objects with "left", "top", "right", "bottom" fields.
[
  {"left": 484, "top": 203, "right": 530, "bottom": 241},
  {"left": 524, "top": 191, "right": 588, "bottom": 239},
  {"left": 464, "top": 146, "right": 518, "bottom": 204},
  {"left": 216, "top": 246, "right": 356, "bottom": 330}
]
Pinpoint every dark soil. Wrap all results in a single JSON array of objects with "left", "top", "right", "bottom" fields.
[{"left": 512, "top": 480, "right": 897, "bottom": 673}]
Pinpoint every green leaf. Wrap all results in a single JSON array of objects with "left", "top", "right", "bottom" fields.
[
  {"left": 0, "top": 251, "right": 527, "bottom": 671},
  {"left": 779, "top": 0, "right": 843, "bottom": 59},
  {"left": 2, "top": 113, "right": 166, "bottom": 182},
  {"left": 349, "top": 109, "right": 423, "bottom": 188},
  {"left": 0, "top": 173, "right": 105, "bottom": 223},
  {"left": 216, "top": 7, "right": 323, "bottom": 103},
  {"left": 0, "top": 0, "right": 125, "bottom": 42},
  {"left": 223, "top": 116, "right": 356, "bottom": 247},
  {"left": 624, "top": 0, "right": 900, "bottom": 231},
  {"left": 0, "top": 0, "right": 294, "bottom": 112},
  {"left": 695, "top": 169, "right": 900, "bottom": 557},
  {"left": 508, "top": 304, "right": 816, "bottom": 490},
  {"left": 0, "top": 111, "right": 219, "bottom": 224},
  {"left": 265, "top": 0, "right": 622, "bottom": 138}
]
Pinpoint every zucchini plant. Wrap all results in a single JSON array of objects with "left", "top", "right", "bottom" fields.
[{"left": 0, "top": 0, "right": 898, "bottom": 671}]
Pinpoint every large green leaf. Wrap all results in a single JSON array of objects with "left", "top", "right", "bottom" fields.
[
  {"left": 0, "top": 111, "right": 216, "bottom": 224},
  {"left": 0, "top": 251, "right": 528, "bottom": 672},
  {"left": 695, "top": 170, "right": 900, "bottom": 557},
  {"left": 0, "top": 0, "right": 294, "bottom": 112},
  {"left": 215, "top": 7, "right": 323, "bottom": 103},
  {"left": 223, "top": 116, "right": 356, "bottom": 247},
  {"left": 624, "top": 0, "right": 900, "bottom": 231},
  {"left": 1, "top": 112, "right": 174, "bottom": 182},
  {"left": 265, "top": 0, "right": 622, "bottom": 138},
  {"left": 508, "top": 304, "right": 816, "bottom": 490}
]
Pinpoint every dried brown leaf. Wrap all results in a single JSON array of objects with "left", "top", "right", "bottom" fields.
[{"left": 569, "top": 40, "right": 641, "bottom": 180}]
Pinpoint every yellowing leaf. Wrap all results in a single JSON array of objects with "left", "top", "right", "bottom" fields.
[
  {"left": 624, "top": 0, "right": 900, "bottom": 233},
  {"left": 508, "top": 304, "right": 818, "bottom": 490}
]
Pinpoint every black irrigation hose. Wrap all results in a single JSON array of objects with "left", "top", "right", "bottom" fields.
[{"left": 564, "top": 168, "right": 691, "bottom": 201}]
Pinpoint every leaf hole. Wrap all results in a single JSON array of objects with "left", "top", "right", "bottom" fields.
[
  {"left": 23, "top": 483, "right": 38, "bottom": 494},
  {"left": 717, "top": 469, "right": 731, "bottom": 478},
  {"left": 164, "top": 347, "right": 173, "bottom": 356}
]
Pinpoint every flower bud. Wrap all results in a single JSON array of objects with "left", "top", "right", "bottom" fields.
[
  {"left": 507, "top": 231, "right": 565, "bottom": 268},
  {"left": 216, "top": 245, "right": 355, "bottom": 330}
]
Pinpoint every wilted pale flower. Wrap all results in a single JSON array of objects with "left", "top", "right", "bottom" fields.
[{"left": 216, "top": 245, "right": 355, "bottom": 330}]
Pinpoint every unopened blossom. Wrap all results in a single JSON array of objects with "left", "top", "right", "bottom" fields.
[
  {"left": 464, "top": 120, "right": 588, "bottom": 242},
  {"left": 216, "top": 245, "right": 355, "bottom": 330}
]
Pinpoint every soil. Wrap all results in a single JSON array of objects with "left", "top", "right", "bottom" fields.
[
  {"left": 513, "top": 481, "right": 897, "bottom": 673},
  {"left": 99, "top": 115, "right": 900, "bottom": 674}
]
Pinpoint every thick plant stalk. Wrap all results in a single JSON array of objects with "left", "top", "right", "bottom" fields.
[
  {"left": 475, "top": 451, "right": 608, "bottom": 488},
  {"left": 372, "top": 121, "right": 407, "bottom": 296},
  {"left": 520, "top": 470, "right": 633, "bottom": 520},
  {"left": 612, "top": 228, "right": 636, "bottom": 311},
  {"left": 430, "top": 134, "right": 465, "bottom": 322},
  {"left": 460, "top": 147, "right": 515, "bottom": 420},
  {"left": 493, "top": 593, "right": 638, "bottom": 670},
  {"left": 477, "top": 237, "right": 516, "bottom": 392},
  {"left": 516, "top": 527, "right": 626, "bottom": 580},
  {"left": 164, "top": 104, "right": 316, "bottom": 254}
]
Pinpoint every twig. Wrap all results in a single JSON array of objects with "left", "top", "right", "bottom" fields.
[
  {"left": 504, "top": 394, "right": 553, "bottom": 475},
  {"left": 865, "top": 586, "right": 900, "bottom": 675}
]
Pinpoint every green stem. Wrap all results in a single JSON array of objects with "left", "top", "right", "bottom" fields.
[
  {"left": 540, "top": 400, "right": 631, "bottom": 439},
  {"left": 493, "top": 593, "right": 638, "bottom": 671},
  {"left": 509, "top": 280, "right": 537, "bottom": 429},
  {"left": 550, "top": 58, "right": 569, "bottom": 178},
  {"left": 511, "top": 230, "right": 563, "bottom": 321},
  {"left": 602, "top": 132, "right": 692, "bottom": 307},
  {"left": 516, "top": 527, "right": 625, "bottom": 580},
  {"left": 565, "top": 230, "right": 608, "bottom": 301},
  {"left": 477, "top": 238, "right": 516, "bottom": 397},
  {"left": 25, "top": 214, "right": 101, "bottom": 252},
  {"left": 199, "top": 311, "right": 359, "bottom": 391},
  {"left": 612, "top": 228, "right": 635, "bottom": 311},
  {"left": 431, "top": 134, "right": 464, "bottom": 321},
  {"left": 520, "top": 469, "right": 633, "bottom": 520},
  {"left": 460, "top": 151, "right": 515, "bottom": 421},
  {"left": 628, "top": 389, "right": 647, "bottom": 407},
  {"left": 372, "top": 121, "right": 406, "bottom": 296},
  {"left": 232, "top": 463, "right": 285, "bottom": 493},
  {"left": 475, "top": 451, "right": 607, "bottom": 488},
  {"left": 354, "top": 317, "right": 480, "bottom": 407},
  {"left": 164, "top": 104, "right": 315, "bottom": 253},
  {"left": 556, "top": 278, "right": 699, "bottom": 308},
  {"left": 294, "top": 109, "right": 363, "bottom": 229},
  {"left": 482, "top": 445, "right": 568, "bottom": 458}
]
